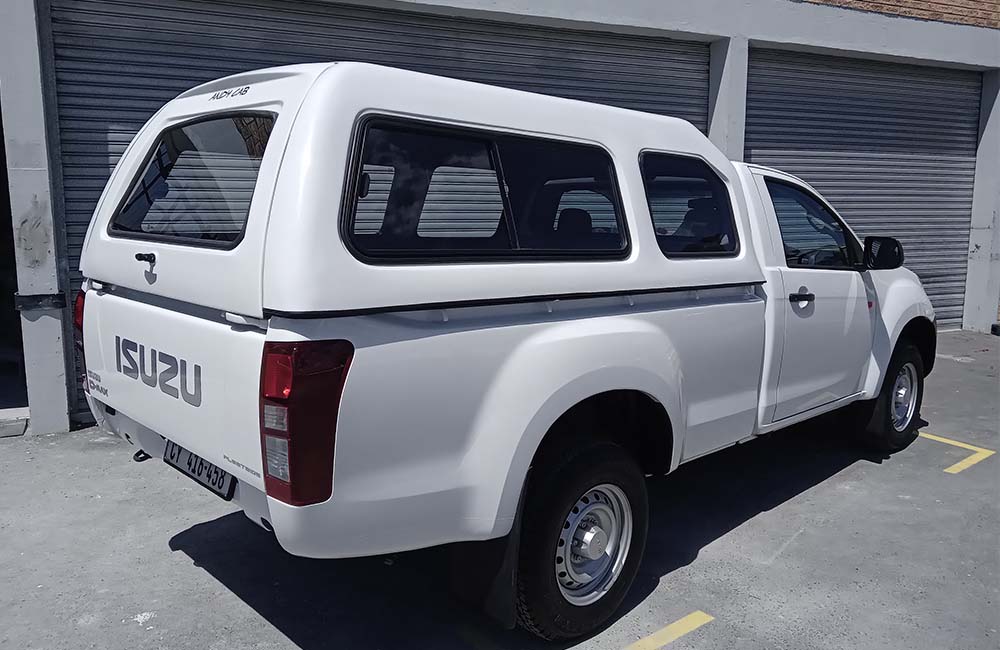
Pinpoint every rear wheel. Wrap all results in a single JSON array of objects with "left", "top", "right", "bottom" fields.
[
  {"left": 515, "top": 441, "right": 647, "bottom": 640},
  {"left": 853, "top": 342, "right": 924, "bottom": 452}
]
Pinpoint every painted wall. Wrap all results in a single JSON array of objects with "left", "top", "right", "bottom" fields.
[
  {"left": 0, "top": 0, "right": 71, "bottom": 433},
  {"left": 364, "top": 0, "right": 999, "bottom": 67}
]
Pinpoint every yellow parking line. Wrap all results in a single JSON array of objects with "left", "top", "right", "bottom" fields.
[
  {"left": 919, "top": 432, "right": 996, "bottom": 474},
  {"left": 625, "top": 610, "right": 714, "bottom": 650}
]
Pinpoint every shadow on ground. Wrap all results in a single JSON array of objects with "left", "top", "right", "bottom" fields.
[{"left": 169, "top": 415, "right": 886, "bottom": 649}]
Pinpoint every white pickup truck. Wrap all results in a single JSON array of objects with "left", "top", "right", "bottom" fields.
[{"left": 77, "top": 62, "right": 936, "bottom": 640}]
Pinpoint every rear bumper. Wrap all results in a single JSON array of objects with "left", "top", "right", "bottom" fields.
[
  {"left": 266, "top": 485, "right": 500, "bottom": 559},
  {"left": 85, "top": 395, "right": 504, "bottom": 558},
  {"left": 86, "top": 395, "right": 272, "bottom": 530}
]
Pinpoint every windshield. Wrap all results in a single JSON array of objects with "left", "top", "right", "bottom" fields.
[{"left": 109, "top": 113, "right": 275, "bottom": 248}]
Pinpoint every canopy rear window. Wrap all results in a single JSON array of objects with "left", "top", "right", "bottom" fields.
[{"left": 109, "top": 113, "right": 275, "bottom": 248}]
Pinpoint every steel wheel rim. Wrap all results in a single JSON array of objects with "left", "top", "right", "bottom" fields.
[
  {"left": 891, "top": 362, "right": 918, "bottom": 432},
  {"left": 555, "top": 483, "right": 632, "bottom": 607}
]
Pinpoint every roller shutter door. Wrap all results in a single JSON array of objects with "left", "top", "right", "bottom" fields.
[
  {"left": 745, "top": 49, "right": 982, "bottom": 328},
  {"left": 49, "top": 0, "right": 710, "bottom": 412}
]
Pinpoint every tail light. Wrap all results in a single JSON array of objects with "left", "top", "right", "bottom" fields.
[
  {"left": 73, "top": 290, "right": 85, "bottom": 333},
  {"left": 259, "top": 340, "right": 354, "bottom": 506},
  {"left": 73, "top": 290, "right": 88, "bottom": 393}
]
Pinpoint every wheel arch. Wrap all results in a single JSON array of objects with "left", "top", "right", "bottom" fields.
[
  {"left": 531, "top": 390, "right": 674, "bottom": 477},
  {"left": 897, "top": 316, "right": 936, "bottom": 377},
  {"left": 486, "top": 368, "right": 682, "bottom": 539},
  {"left": 869, "top": 314, "right": 937, "bottom": 397},
  {"left": 861, "top": 268, "right": 937, "bottom": 400}
]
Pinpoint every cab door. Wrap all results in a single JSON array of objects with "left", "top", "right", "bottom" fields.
[{"left": 759, "top": 175, "right": 873, "bottom": 421}]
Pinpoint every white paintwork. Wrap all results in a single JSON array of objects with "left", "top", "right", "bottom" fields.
[
  {"left": 773, "top": 265, "right": 871, "bottom": 419},
  {"left": 859, "top": 266, "right": 936, "bottom": 399},
  {"left": 80, "top": 65, "right": 325, "bottom": 318},
  {"left": 740, "top": 163, "right": 935, "bottom": 412},
  {"left": 82, "top": 287, "right": 267, "bottom": 491},
  {"left": 79, "top": 63, "right": 935, "bottom": 559},
  {"left": 262, "top": 63, "right": 762, "bottom": 313},
  {"left": 746, "top": 166, "right": 874, "bottom": 421},
  {"left": 264, "top": 288, "right": 763, "bottom": 556}
]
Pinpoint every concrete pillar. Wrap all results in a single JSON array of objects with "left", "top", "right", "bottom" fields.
[
  {"left": 0, "top": 0, "right": 71, "bottom": 433},
  {"left": 708, "top": 36, "right": 749, "bottom": 161},
  {"left": 962, "top": 70, "right": 1000, "bottom": 333}
]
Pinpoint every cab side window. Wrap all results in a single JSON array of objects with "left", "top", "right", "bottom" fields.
[{"left": 764, "top": 179, "right": 859, "bottom": 269}]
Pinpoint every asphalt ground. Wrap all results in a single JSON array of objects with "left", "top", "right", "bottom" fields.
[{"left": 0, "top": 330, "right": 996, "bottom": 649}]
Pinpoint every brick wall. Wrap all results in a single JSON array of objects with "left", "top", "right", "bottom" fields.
[{"left": 802, "top": 0, "right": 999, "bottom": 29}]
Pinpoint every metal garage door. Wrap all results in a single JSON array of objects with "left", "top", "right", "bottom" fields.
[
  {"left": 48, "top": 0, "right": 710, "bottom": 411},
  {"left": 745, "top": 49, "right": 982, "bottom": 328}
]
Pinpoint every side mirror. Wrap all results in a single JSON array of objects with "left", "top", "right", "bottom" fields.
[{"left": 864, "top": 236, "right": 904, "bottom": 270}]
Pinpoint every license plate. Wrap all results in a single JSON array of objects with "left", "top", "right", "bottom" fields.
[{"left": 163, "top": 439, "right": 236, "bottom": 500}]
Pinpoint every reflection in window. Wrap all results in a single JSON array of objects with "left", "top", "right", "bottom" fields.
[
  {"left": 765, "top": 179, "right": 855, "bottom": 268},
  {"left": 111, "top": 114, "right": 274, "bottom": 246},
  {"left": 354, "top": 164, "right": 395, "bottom": 235},
  {"left": 418, "top": 167, "right": 503, "bottom": 238}
]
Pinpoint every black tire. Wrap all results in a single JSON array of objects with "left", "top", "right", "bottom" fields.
[
  {"left": 853, "top": 343, "right": 925, "bottom": 452},
  {"left": 515, "top": 441, "right": 648, "bottom": 640}
]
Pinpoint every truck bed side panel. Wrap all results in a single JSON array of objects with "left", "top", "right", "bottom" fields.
[{"left": 264, "top": 286, "right": 765, "bottom": 557}]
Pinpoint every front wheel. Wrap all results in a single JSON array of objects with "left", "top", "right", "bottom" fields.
[
  {"left": 853, "top": 342, "right": 925, "bottom": 452},
  {"left": 515, "top": 441, "right": 648, "bottom": 640}
]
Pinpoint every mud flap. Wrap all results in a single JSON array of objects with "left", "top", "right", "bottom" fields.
[{"left": 448, "top": 470, "right": 529, "bottom": 629}]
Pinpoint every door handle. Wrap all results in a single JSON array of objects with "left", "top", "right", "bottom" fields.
[{"left": 789, "top": 292, "right": 815, "bottom": 303}]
